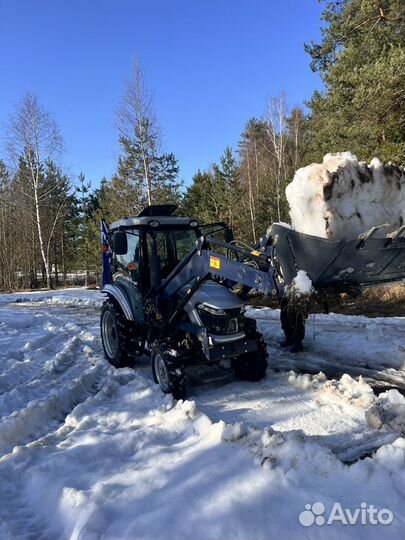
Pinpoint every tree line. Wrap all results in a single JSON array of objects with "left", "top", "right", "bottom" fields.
[{"left": 0, "top": 0, "right": 404, "bottom": 290}]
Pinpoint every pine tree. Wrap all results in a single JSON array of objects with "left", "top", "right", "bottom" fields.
[
  {"left": 212, "top": 147, "right": 243, "bottom": 233},
  {"left": 117, "top": 130, "right": 180, "bottom": 211},
  {"left": 76, "top": 172, "right": 92, "bottom": 286},
  {"left": 116, "top": 60, "right": 181, "bottom": 211},
  {"left": 306, "top": 0, "right": 405, "bottom": 163},
  {"left": 41, "top": 161, "right": 71, "bottom": 286},
  {"left": 181, "top": 170, "right": 219, "bottom": 223}
]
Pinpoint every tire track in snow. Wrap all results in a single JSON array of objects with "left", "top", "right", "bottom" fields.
[
  {"left": 0, "top": 303, "right": 108, "bottom": 458},
  {"left": 249, "top": 310, "right": 405, "bottom": 391},
  {"left": 0, "top": 306, "right": 98, "bottom": 396},
  {"left": 0, "top": 332, "right": 100, "bottom": 420},
  {"left": 0, "top": 477, "right": 61, "bottom": 540},
  {"left": 192, "top": 367, "right": 403, "bottom": 464},
  {"left": 272, "top": 348, "right": 405, "bottom": 392},
  {"left": 0, "top": 360, "right": 107, "bottom": 458},
  {"left": 0, "top": 367, "right": 133, "bottom": 540},
  {"left": 0, "top": 332, "right": 78, "bottom": 402}
]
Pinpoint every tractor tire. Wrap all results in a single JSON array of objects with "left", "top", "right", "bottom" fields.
[
  {"left": 100, "top": 300, "right": 137, "bottom": 368},
  {"left": 232, "top": 332, "right": 268, "bottom": 381},
  {"left": 151, "top": 343, "right": 187, "bottom": 400}
]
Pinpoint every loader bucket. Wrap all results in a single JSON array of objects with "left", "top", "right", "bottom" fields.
[{"left": 270, "top": 224, "right": 405, "bottom": 290}]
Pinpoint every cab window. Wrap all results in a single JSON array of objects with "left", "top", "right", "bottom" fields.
[
  {"left": 115, "top": 231, "right": 140, "bottom": 281},
  {"left": 146, "top": 229, "right": 197, "bottom": 279}
]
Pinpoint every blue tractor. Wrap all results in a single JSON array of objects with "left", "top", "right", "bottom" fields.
[{"left": 100, "top": 205, "right": 405, "bottom": 398}]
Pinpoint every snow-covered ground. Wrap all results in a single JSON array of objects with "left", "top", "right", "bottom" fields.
[{"left": 0, "top": 288, "right": 404, "bottom": 540}]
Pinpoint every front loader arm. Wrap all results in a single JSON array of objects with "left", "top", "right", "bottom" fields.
[{"left": 147, "top": 235, "right": 277, "bottom": 327}]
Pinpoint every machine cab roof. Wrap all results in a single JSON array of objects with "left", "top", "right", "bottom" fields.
[{"left": 109, "top": 204, "right": 200, "bottom": 231}]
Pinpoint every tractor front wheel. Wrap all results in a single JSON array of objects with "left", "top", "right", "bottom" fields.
[{"left": 151, "top": 344, "right": 187, "bottom": 400}]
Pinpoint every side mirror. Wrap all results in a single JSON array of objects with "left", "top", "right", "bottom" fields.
[{"left": 113, "top": 231, "right": 127, "bottom": 255}]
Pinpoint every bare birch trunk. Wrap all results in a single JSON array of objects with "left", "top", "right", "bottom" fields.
[
  {"left": 7, "top": 93, "right": 62, "bottom": 290},
  {"left": 265, "top": 94, "right": 288, "bottom": 223},
  {"left": 33, "top": 184, "right": 51, "bottom": 288},
  {"left": 246, "top": 149, "right": 257, "bottom": 243}
]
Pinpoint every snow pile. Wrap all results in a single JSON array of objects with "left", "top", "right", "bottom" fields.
[
  {"left": 170, "top": 400, "right": 248, "bottom": 443},
  {"left": 366, "top": 389, "right": 405, "bottom": 435},
  {"left": 252, "top": 428, "right": 339, "bottom": 473},
  {"left": 286, "top": 152, "right": 405, "bottom": 239},
  {"left": 317, "top": 374, "right": 376, "bottom": 408},
  {"left": 287, "top": 370, "right": 327, "bottom": 390},
  {"left": 286, "top": 270, "right": 314, "bottom": 298}
]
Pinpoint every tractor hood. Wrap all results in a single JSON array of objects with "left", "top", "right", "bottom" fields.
[{"left": 186, "top": 280, "right": 244, "bottom": 310}]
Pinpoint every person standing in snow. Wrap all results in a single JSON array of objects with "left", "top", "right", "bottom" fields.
[{"left": 279, "top": 296, "right": 307, "bottom": 353}]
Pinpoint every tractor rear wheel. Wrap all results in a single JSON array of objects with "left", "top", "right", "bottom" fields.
[
  {"left": 100, "top": 300, "right": 137, "bottom": 368},
  {"left": 151, "top": 344, "right": 187, "bottom": 400},
  {"left": 232, "top": 332, "right": 268, "bottom": 381}
]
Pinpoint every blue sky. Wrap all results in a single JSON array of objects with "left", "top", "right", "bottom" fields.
[{"left": 0, "top": 0, "right": 324, "bottom": 189}]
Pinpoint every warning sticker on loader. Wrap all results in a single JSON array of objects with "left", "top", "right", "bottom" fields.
[{"left": 210, "top": 256, "right": 221, "bottom": 270}]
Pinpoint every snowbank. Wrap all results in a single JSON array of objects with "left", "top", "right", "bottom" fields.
[
  {"left": 0, "top": 288, "right": 103, "bottom": 307},
  {"left": 1, "top": 369, "right": 404, "bottom": 540},
  {"left": 366, "top": 389, "right": 405, "bottom": 435},
  {"left": 286, "top": 152, "right": 405, "bottom": 239}
]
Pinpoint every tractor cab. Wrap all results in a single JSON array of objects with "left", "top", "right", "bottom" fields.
[{"left": 106, "top": 204, "right": 232, "bottom": 295}]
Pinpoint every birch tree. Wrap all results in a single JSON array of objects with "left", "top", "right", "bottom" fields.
[
  {"left": 7, "top": 92, "right": 63, "bottom": 288},
  {"left": 264, "top": 93, "right": 288, "bottom": 222},
  {"left": 116, "top": 59, "right": 180, "bottom": 209}
]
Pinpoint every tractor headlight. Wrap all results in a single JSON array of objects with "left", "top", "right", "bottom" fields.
[
  {"left": 196, "top": 303, "right": 225, "bottom": 316},
  {"left": 196, "top": 303, "right": 242, "bottom": 335}
]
